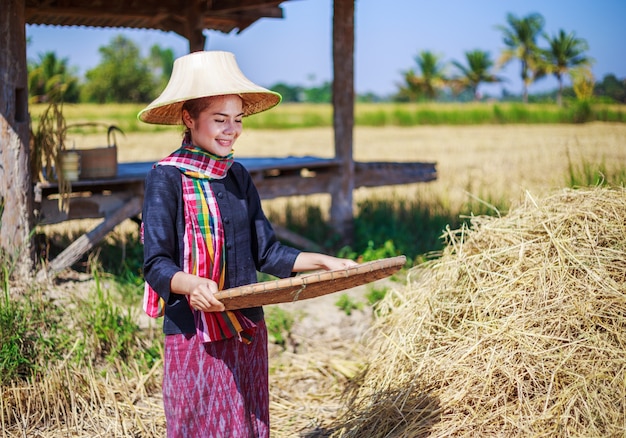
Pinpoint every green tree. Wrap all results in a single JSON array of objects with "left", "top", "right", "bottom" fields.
[
  {"left": 303, "top": 80, "right": 332, "bottom": 103},
  {"left": 595, "top": 74, "right": 626, "bottom": 103},
  {"left": 398, "top": 50, "right": 447, "bottom": 101},
  {"left": 451, "top": 50, "right": 501, "bottom": 100},
  {"left": 269, "top": 82, "right": 303, "bottom": 103},
  {"left": 542, "top": 29, "right": 592, "bottom": 106},
  {"left": 28, "top": 51, "right": 80, "bottom": 103},
  {"left": 81, "top": 35, "right": 157, "bottom": 103},
  {"left": 497, "top": 12, "right": 546, "bottom": 103},
  {"left": 148, "top": 44, "right": 175, "bottom": 91}
]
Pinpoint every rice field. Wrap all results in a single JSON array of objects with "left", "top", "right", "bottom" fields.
[{"left": 81, "top": 121, "right": 626, "bottom": 213}]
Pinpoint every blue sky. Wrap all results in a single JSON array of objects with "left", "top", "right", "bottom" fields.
[{"left": 26, "top": 0, "right": 625, "bottom": 98}]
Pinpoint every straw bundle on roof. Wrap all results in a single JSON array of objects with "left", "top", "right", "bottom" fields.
[{"left": 332, "top": 187, "right": 626, "bottom": 437}]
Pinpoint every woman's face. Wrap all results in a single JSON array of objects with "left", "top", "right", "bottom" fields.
[{"left": 182, "top": 95, "right": 244, "bottom": 156}]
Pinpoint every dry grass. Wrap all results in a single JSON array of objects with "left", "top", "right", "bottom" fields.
[
  {"left": 328, "top": 187, "right": 626, "bottom": 437},
  {"left": 1, "top": 363, "right": 165, "bottom": 437}
]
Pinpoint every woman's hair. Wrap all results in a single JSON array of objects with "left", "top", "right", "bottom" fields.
[
  {"left": 182, "top": 97, "right": 212, "bottom": 123},
  {"left": 181, "top": 97, "right": 213, "bottom": 140}
]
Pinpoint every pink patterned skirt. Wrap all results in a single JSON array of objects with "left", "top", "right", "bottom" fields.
[{"left": 162, "top": 320, "right": 269, "bottom": 437}]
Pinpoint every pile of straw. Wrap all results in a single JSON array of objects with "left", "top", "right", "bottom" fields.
[{"left": 331, "top": 187, "right": 626, "bottom": 437}]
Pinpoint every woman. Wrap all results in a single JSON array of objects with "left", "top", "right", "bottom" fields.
[{"left": 139, "top": 51, "right": 356, "bottom": 437}]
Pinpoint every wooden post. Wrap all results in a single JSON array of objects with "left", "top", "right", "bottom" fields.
[
  {"left": 187, "top": 30, "right": 206, "bottom": 53},
  {"left": 0, "top": 0, "right": 33, "bottom": 277},
  {"left": 330, "top": 0, "right": 355, "bottom": 245},
  {"left": 186, "top": 1, "right": 206, "bottom": 52}
]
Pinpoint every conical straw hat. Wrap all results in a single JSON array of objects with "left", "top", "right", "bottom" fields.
[{"left": 138, "top": 51, "right": 281, "bottom": 125}]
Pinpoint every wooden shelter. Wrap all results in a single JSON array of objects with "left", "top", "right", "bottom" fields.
[{"left": 1, "top": 0, "right": 436, "bottom": 277}]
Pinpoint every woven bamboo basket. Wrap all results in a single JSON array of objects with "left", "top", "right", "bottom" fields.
[
  {"left": 214, "top": 255, "right": 406, "bottom": 310},
  {"left": 79, "top": 145, "right": 117, "bottom": 179}
]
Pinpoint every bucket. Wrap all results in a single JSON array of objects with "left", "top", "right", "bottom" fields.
[{"left": 60, "top": 150, "right": 81, "bottom": 182}]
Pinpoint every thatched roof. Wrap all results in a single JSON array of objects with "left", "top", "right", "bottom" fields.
[{"left": 25, "top": 0, "right": 292, "bottom": 36}]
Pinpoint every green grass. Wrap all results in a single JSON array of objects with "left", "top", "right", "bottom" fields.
[
  {"left": 247, "top": 102, "right": 626, "bottom": 128},
  {"left": 0, "top": 241, "right": 160, "bottom": 385},
  {"left": 264, "top": 306, "right": 297, "bottom": 350},
  {"left": 566, "top": 149, "right": 626, "bottom": 188},
  {"left": 335, "top": 293, "right": 364, "bottom": 316},
  {"left": 265, "top": 190, "right": 509, "bottom": 265},
  {"left": 0, "top": 268, "right": 67, "bottom": 384},
  {"left": 29, "top": 101, "right": 626, "bottom": 132}
]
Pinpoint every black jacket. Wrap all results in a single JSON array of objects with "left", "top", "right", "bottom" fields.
[{"left": 142, "top": 162, "right": 300, "bottom": 335}]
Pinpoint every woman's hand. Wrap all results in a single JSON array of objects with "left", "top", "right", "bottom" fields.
[
  {"left": 188, "top": 281, "right": 225, "bottom": 312},
  {"left": 171, "top": 272, "right": 225, "bottom": 313},
  {"left": 293, "top": 252, "right": 359, "bottom": 273}
]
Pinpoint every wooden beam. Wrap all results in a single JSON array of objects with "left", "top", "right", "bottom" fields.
[
  {"left": 272, "top": 224, "right": 323, "bottom": 252},
  {"left": 37, "top": 190, "right": 145, "bottom": 225},
  {"left": 254, "top": 171, "right": 336, "bottom": 199},
  {"left": 25, "top": 6, "right": 171, "bottom": 21},
  {"left": 330, "top": 0, "right": 355, "bottom": 245},
  {"left": 185, "top": 0, "right": 206, "bottom": 51},
  {"left": 211, "top": 0, "right": 284, "bottom": 11},
  {"left": 354, "top": 162, "right": 437, "bottom": 187},
  {"left": 209, "top": 2, "right": 284, "bottom": 18},
  {"left": 0, "top": 0, "right": 33, "bottom": 277},
  {"left": 36, "top": 196, "right": 143, "bottom": 280},
  {"left": 25, "top": 0, "right": 283, "bottom": 33}
]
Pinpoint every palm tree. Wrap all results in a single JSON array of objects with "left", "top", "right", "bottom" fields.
[
  {"left": 452, "top": 50, "right": 501, "bottom": 100},
  {"left": 28, "top": 52, "right": 80, "bottom": 103},
  {"left": 399, "top": 50, "right": 447, "bottom": 101},
  {"left": 497, "top": 12, "right": 545, "bottom": 103},
  {"left": 542, "top": 29, "right": 592, "bottom": 106}
]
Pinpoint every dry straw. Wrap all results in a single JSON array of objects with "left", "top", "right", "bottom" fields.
[
  {"left": 331, "top": 187, "right": 626, "bottom": 437},
  {"left": 3, "top": 187, "right": 624, "bottom": 437},
  {"left": 0, "top": 357, "right": 165, "bottom": 436}
]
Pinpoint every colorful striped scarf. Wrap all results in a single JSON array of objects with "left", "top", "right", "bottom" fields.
[{"left": 143, "top": 140, "right": 256, "bottom": 344}]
